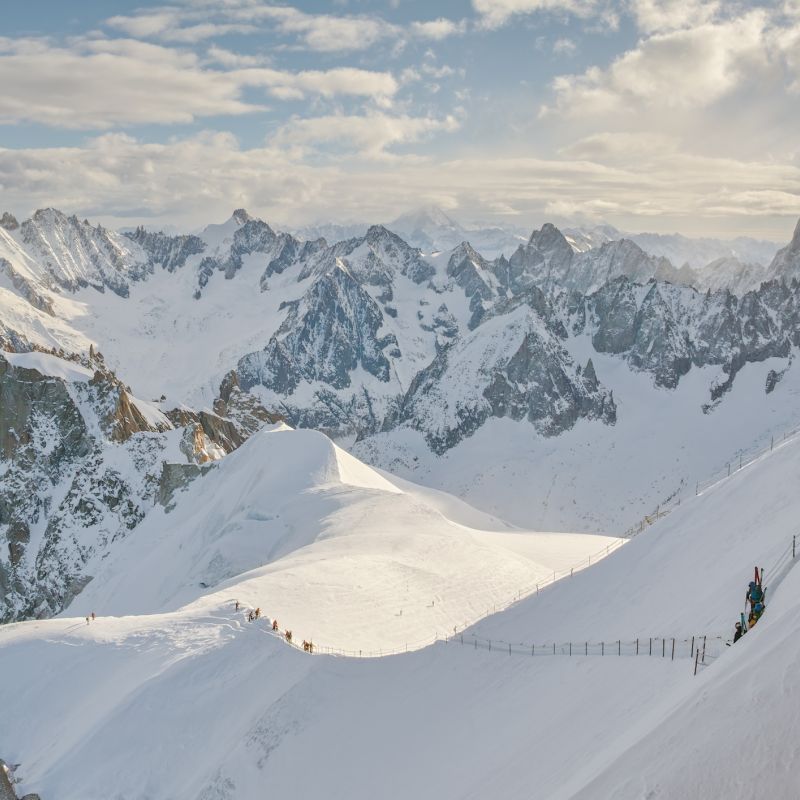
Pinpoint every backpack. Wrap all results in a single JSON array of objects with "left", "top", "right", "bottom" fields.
[{"left": 750, "top": 585, "right": 763, "bottom": 602}]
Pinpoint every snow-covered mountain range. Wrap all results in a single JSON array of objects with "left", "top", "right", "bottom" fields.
[
  {"left": 3, "top": 203, "right": 800, "bottom": 800},
  {"left": 2, "top": 205, "right": 800, "bottom": 625}
]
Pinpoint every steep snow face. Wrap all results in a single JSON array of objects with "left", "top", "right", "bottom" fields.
[
  {"left": 3, "top": 393, "right": 800, "bottom": 800},
  {"left": 17, "top": 208, "right": 150, "bottom": 296}
]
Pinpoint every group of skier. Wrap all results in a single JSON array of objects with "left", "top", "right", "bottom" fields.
[
  {"left": 733, "top": 568, "right": 765, "bottom": 642},
  {"left": 234, "top": 600, "right": 310, "bottom": 652}
]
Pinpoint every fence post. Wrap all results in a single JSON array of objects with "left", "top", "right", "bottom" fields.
[
  {"left": 489, "top": 640, "right": 491, "bottom": 652},
  {"left": 585, "top": 641, "right": 588, "bottom": 656},
  {"left": 702, "top": 636, "right": 706, "bottom": 663},
  {"left": 739, "top": 454, "right": 742, "bottom": 469},
  {"left": 649, "top": 637, "right": 652, "bottom": 656},
  {"left": 771, "top": 436, "right": 774, "bottom": 452},
  {"left": 569, "top": 642, "right": 572, "bottom": 656},
  {"left": 695, "top": 482, "right": 699, "bottom": 496},
  {"left": 553, "top": 642, "right": 556, "bottom": 655},
  {"left": 671, "top": 638, "right": 675, "bottom": 661},
  {"left": 794, "top": 535, "right": 796, "bottom": 560},
  {"left": 691, "top": 636, "right": 695, "bottom": 658},
  {"left": 727, "top": 462, "right": 730, "bottom": 476},
  {"left": 509, "top": 643, "right": 511, "bottom": 655},
  {"left": 694, "top": 649, "right": 700, "bottom": 676},
  {"left": 532, "top": 644, "right": 534, "bottom": 656},
  {"left": 636, "top": 638, "right": 639, "bottom": 655},
  {"left": 662, "top": 638, "right": 665, "bottom": 658},
  {"left": 602, "top": 642, "right": 604, "bottom": 656}
]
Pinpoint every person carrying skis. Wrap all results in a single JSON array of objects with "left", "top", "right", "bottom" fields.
[
  {"left": 746, "top": 581, "right": 763, "bottom": 611},
  {"left": 752, "top": 602, "right": 765, "bottom": 623},
  {"left": 733, "top": 622, "right": 744, "bottom": 643}
]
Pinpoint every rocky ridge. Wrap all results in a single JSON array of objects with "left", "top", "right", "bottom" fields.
[{"left": 0, "top": 348, "right": 279, "bottom": 623}]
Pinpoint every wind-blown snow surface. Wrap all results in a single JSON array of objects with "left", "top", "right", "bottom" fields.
[
  {"left": 69, "top": 425, "right": 619, "bottom": 652},
  {"left": 2, "top": 424, "right": 800, "bottom": 799}
]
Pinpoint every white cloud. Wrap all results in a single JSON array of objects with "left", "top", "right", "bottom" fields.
[
  {"left": 107, "top": 11, "right": 256, "bottom": 42},
  {"left": 270, "top": 112, "right": 461, "bottom": 158},
  {"left": 0, "top": 39, "right": 256, "bottom": 129},
  {"left": 206, "top": 45, "right": 268, "bottom": 68},
  {"left": 629, "top": 0, "right": 721, "bottom": 33},
  {"left": 0, "top": 38, "right": 399, "bottom": 128},
  {"left": 235, "top": 67, "right": 398, "bottom": 106},
  {"left": 472, "top": 0, "right": 599, "bottom": 29},
  {"left": 553, "top": 37, "right": 577, "bottom": 54},
  {"left": 410, "top": 18, "right": 468, "bottom": 40},
  {"left": 246, "top": 6, "right": 398, "bottom": 52},
  {"left": 2, "top": 131, "right": 798, "bottom": 239},
  {"left": 544, "top": 11, "right": 779, "bottom": 116}
]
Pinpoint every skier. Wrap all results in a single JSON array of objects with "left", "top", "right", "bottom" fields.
[
  {"left": 248, "top": 610, "right": 254, "bottom": 622},
  {"left": 235, "top": 600, "right": 240, "bottom": 611},
  {"left": 752, "top": 602, "right": 765, "bottom": 623},
  {"left": 91, "top": 611, "right": 96, "bottom": 621},
  {"left": 285, "top": 630, "right": 293, "bottom": 643},
  {"left": 85, "top": 616, "right": 90, "bottom": 625},
  {"left": 254, "top": 607, "right": 261, "bottom": 620},
  {"left": 733, "top": 621, "right": 744, "bottom": 643},
  {"left": 272, "top": 619, "right": 279, "bottom": 631},
  {"left": 746, "top": 581, "right": 764, "bottom": 612}
]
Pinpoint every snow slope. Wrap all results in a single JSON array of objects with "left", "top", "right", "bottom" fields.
[
  {"left": 70, "top": 425, "right": 619, "bottom": 652},
  {"left": 356, "top": 345, "right": 800, "bottom": 532},
  {"left": 2, "top": 418, "right": 800, "bottom": 798}
]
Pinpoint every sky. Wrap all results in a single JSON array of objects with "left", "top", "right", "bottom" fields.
[{"left": 0, "top": 0, "right": 799, "bottom": 240}]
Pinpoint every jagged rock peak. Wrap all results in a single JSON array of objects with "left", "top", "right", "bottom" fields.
[
  {"left": 232, "top": 208, "right": 253, "bottom": 225},
  {"left": 365, "top": 224, "right": 401, "bottom": 243},
  {"left": 0, "top": 212, "right": 18, "bottom": 230},
  {"left": 529, "top": 222, "right": 572, "bottom": 253}
]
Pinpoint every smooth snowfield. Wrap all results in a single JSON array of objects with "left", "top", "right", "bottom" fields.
[
  {"left": 71, "top": 425, "right": 619, "bottom": 652},
  {"left": 2, "top": 424, "right": 800, "bottom": 798}
]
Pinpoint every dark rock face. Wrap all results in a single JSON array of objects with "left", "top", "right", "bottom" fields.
[
  {"left": 125, "top": 227, "right": 206, "bottom": 272},
  {"left": 238, "top": 266, "right": 397, "bottom": 393},
  {"left": 221, "top": 218, "right": 277, "bottom": 279},
  {"left": 447, "top": 243, "right": 495, "bottom": 328},
  {"left": 581, "top": 277, "right": 799, "bottom": 390},
  {"left": 0, "top": 212, "right": 19, "bottom": 231},
  {"left": 395, "top": 299, "right": 616, "bottom": 454},
  {"left": 0, "top": 352, "right": 278, "bottom": 622}
]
